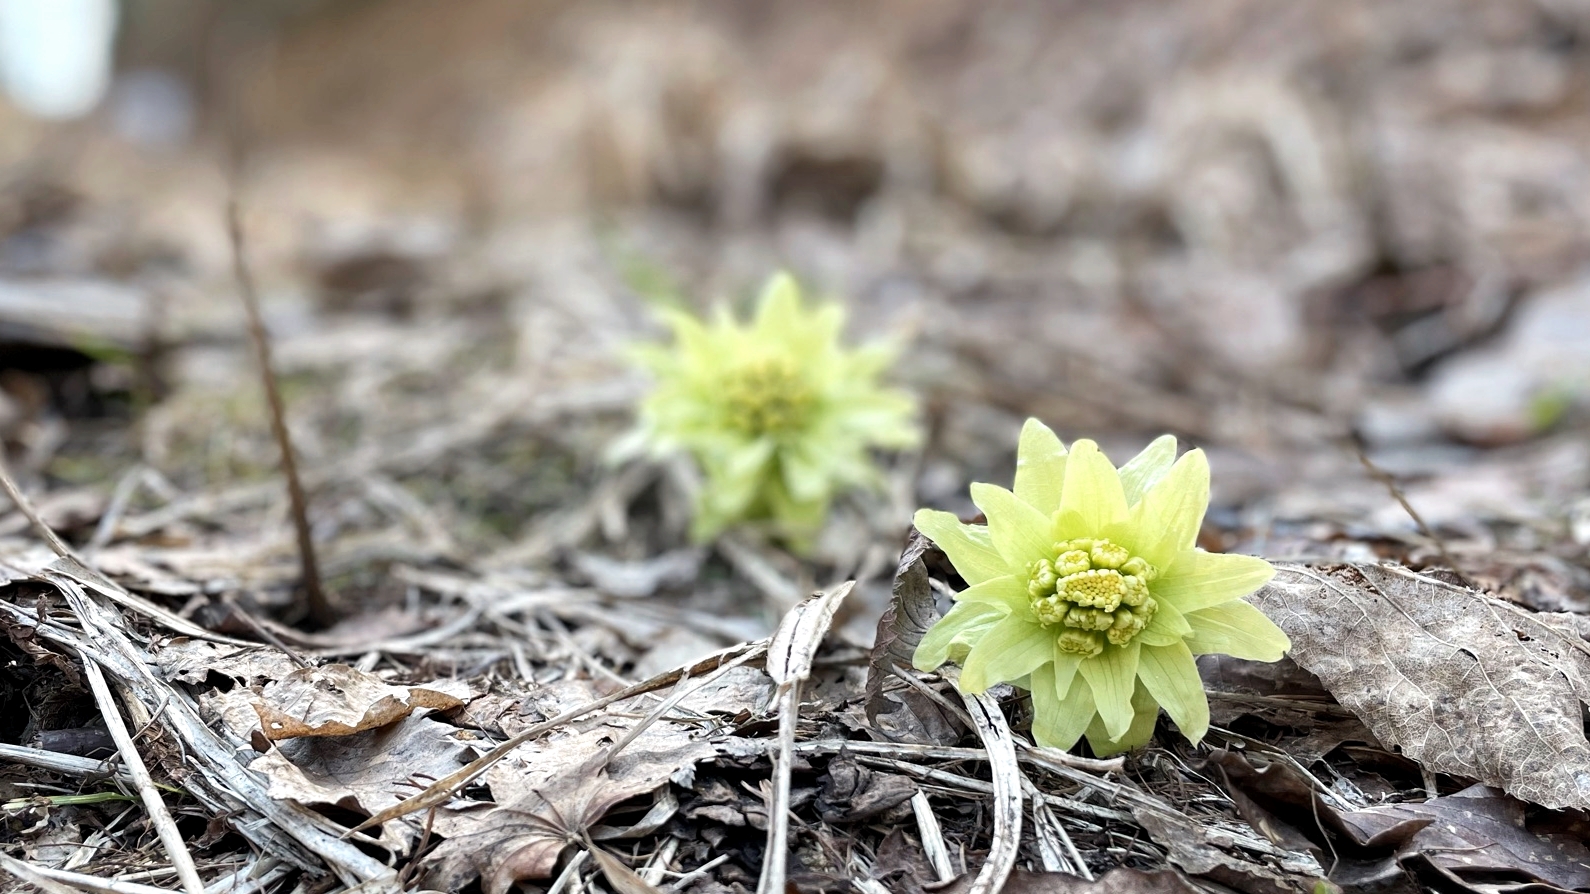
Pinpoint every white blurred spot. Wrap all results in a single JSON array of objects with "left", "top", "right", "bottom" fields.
[
  {"left": 0, "top": 0, "right": 118, "bottom": 120},
  {"left": 110, "top": 69, "right": 195, "bottom": 149}
]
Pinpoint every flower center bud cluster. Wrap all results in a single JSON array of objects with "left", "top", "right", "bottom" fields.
[
  {"left": 1025, "top": 538, "right": 1159, "bottom": 657},
  {"left": 722, "top": 355, "right": 816, "bottom": 438}
]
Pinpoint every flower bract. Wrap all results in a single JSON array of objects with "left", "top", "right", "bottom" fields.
[
  {"left": 627, "top": 272, "right": 919, "bottom": 548},
  {"left": 913, "top": 419, "right": 1289, "bottom": 755}
]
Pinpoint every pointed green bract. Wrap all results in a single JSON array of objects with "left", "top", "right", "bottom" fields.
[
  {"left": 953, "top": 574, "right": 1032, "bottom": 614},
  {"left": 913, "top": 419, "right": 1288, "bottom": 755},
  {"left": 914, "top": 600, "right": 1004, "bottom": 671},
  {"left": 1013, "top": 419, "right": 1068, "bottom": 511},
  {"left": 1136, "top": 641, "right": 1209, "bottom": 742},
  {"left": 1117, "top": 435, "right": 1178, "bottom": 506},
  {"left": 972, "top": 482, "right": 1056, "bottom": 570},
  {"left": 913, "top": 510, "right": 1005, "bottom": 585},
  {"left": 1086, "top": 683, "right": 1162, "bottom": 755},
  {"left": 1154, "top": 551, "right": 1277, "bottom": 614},
  {"left": 1055, "top": 440, "right": 1129, "bottom": 540},
  {"left": 961, "top": 615, "right": 1055, "bottom": 693},
  {"left": 1182, "top": 601, "right": 1290, "bottom": 660},
  {"left": 1079, "top": 640, "right": 1139, "bottom": 738},
  {"left": 1031, "top": 668, "right": 1097, "bottom": 751},
  {"left": 628, "top": 271, "right": 919, "bottom": 550}
]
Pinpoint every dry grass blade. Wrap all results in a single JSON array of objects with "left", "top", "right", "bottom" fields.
[
  {"left": 0, "top": 742, "right": 133, "bottom": 783},
  {"left": 0, "top": 452, "right": 80, "bottom": 562},
  {"left": 960, "top": 685, "right": 1023, "bottom": 894},
  {"left": 78, "top": 660, "right": 206, "bottom": 894},
  {"left": 757, "top": 582, "right": 855, "bottom": 894},
  {"left": 0, "top": 854, "right": 173, "bottom": 894},
  {"left": 351, "top": 639, "right": 768, "bottom": 833},
  {"left": 29, "top": 574, "right": 397, "bottom": 886},
  {"left": 766, "top": 581, "right": 854, "bottom": 686},
  {"left": 910, "top": 790, "right": 954, "bottom": 882},
  {"left": 585, "top": 842, "right": 665, "bottom": 894}
]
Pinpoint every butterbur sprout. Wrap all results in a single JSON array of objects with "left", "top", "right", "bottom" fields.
[
  {"left": 913, "top": 419, "right": 1289, "bottom": 755},
  {"left": 626, "top": 272, "right": 919, "bottom": 550}
]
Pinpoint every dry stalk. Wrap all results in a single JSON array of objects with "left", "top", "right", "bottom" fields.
[{"left": 226, "top": 196, "right": 332, "bottom": 626}]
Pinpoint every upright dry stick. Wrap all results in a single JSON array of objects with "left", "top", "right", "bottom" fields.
[
  {"left": 757, "top": 582, "right": 855, "bottom": 894},
  {"left": 227, "top": 197, "right": 332, "bottom": 625}
]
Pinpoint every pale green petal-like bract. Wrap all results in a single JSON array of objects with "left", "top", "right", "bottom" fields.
[
  {"left": 1078, "top": 639, "right": 1140, "bottom": 739},
  {"left": 1054, "top": 440, "right": 1129, "bottom": 540},
  {"left": 914, "top": 600, "right": 1004, "bottom": 671},
  {"left": 952, "top": 574, "right": 1031, "bottom": 614},
  {"left": 1128, "top": 448, "right": 1210, "bottom": 568},
  {"left": 1182, "top": 600, "right": 1291, "bottom": 660},
  {"left": 1116, "top": 434, "right": 1178, "bottom": 507},
  {"left": 961, "top": 615, "right": 1056, "bottom": 694},
  {"left": 913, "top": 419, "right": 1288, "bottom": 755},
  {"left": 972, "top": 482, "right": 1056, "bottom": 570},
  {"left": 1013, "top": 418, "right": 1067, "bottom": 511},
  {"left": 912, "top": 509, "right": 1005, "bottom": 586},
  {"left": 1031, "top": 667, "right": 1097, "bottom": 751},
  {"left": 1136, "top": 640, "right": 1209, "bottom": 743},
  {"left": 1154, "top": 550, "right": 1277, "bottom": 614}
]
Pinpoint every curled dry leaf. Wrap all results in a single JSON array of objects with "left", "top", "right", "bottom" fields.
[
  {"left": 1254, "top": 563, "right": 1590, "bottom": 810},
  {"left": 1133, "top": 807, "right": 1325, "bottom": 894},
  {"left": 253, "top": 713, "right": 477, "bottom": 854},
  {"left": 865, "top": 529, "right": 961, "bottom": 743},
  {"left": 1330, "top": 784, "right": 1590, "bottom": 892},
  {"left": 251, "top": 664, "right": 467, "bottom": 741}
]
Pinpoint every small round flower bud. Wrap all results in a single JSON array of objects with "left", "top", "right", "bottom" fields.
[
  {"left": 1054, "top": 548, "right": 1091, "bottom": 577},
  {"left": 1056, "top": 629, "right": 1104, "bottom": 658},
  {"left": 1064, "top": 605, "right": 1116, "bottom": 631},
  {"left": 1090, "top": 541, "right": 1130, "bottom": 569}
]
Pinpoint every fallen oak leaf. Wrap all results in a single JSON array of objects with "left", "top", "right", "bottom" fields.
[{"left": 1254, "top": 563, "right": 1590, "bottom": 810}]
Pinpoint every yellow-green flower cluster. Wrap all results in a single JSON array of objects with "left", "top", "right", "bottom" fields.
[
  {"left": 914, "top": 419, "right": 1289, "bottom": 755},
  {"left": 628, "top": 272, "right": 919, "bottom": 547}
]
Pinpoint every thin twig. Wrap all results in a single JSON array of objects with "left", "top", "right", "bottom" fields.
[
  {"left": 0, "top": 452, "right": 81, "bottom": 562},
  {"left": 0, "top": 853, "right": 174, "bottom": 894},
  {"left": 1351, "top": 440, "right": 1462, "bottom": 575},
  {"left": 79, "top": 660, "right": 206, "bottom": 894},
  {"left": 0, "top": 742, "right": 134, "bottom": 784},
  {"left": 226, "top": 196, "right": 331, "bottom": 625}
]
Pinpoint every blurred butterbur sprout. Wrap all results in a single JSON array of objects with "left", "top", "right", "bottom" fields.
[
  {"left": 914, "top": 419, "right": 1290, "bottom": 755},
  {"left": 625, "top": 272, "right": 919, "bottom": 551}
]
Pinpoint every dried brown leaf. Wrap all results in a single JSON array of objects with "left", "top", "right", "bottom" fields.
[
  {"left": 1134, "top": 807, "right": 1325, "bottom": 894},
  {"left": 865, "top": 530, "right": 960, "bottom": 742},
  {"left": 423, "top": 721, "right": 721, "bottom": 892},
  {"left": 251, "top": 664, "right": 466, "bottom": 741},
  {"left": 1327, "top": 784, "right": 1590, "bottom": 892},
  {"left": 1254, "top": 563, "right": 1590, "bottom": 810},
  {"left": 865, "top": 528, "right": 935, "bottom": 707},
  {"left": 586, "top": 844, "right": 665, "bottom": 894},
  {"left": 253, "top": 713, "right": 474, "bottom": 854}
]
